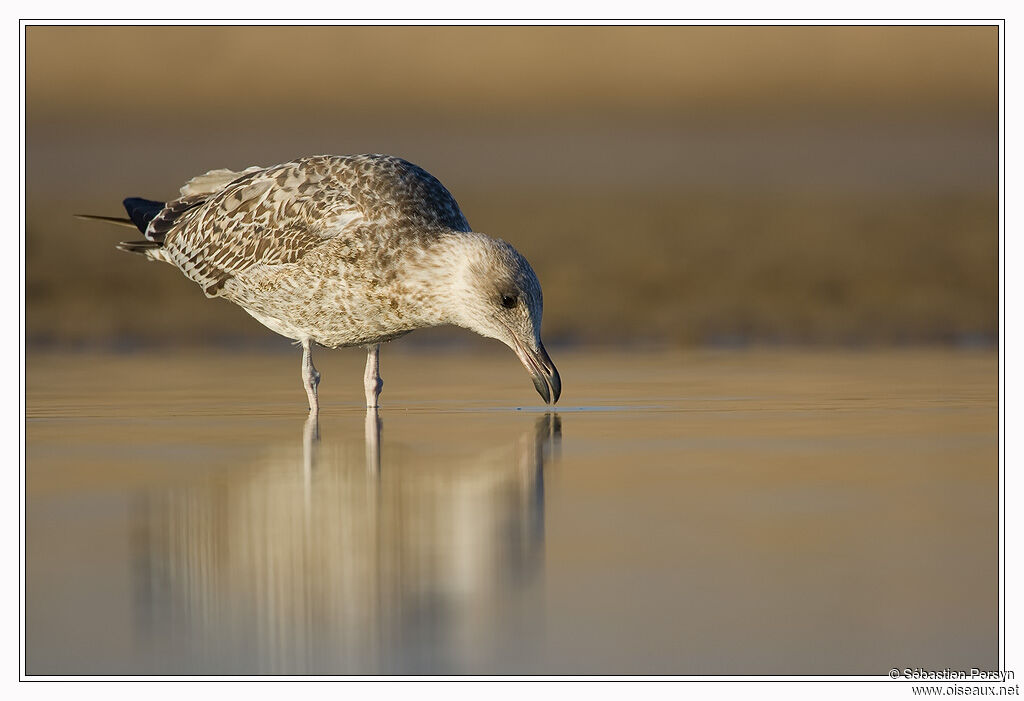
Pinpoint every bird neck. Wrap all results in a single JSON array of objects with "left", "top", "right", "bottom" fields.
[{"left": 403, "top": 231, "right": 494, "bottom": 330}]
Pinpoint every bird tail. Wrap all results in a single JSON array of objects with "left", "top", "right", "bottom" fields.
[
  {"left": 73, "top": 214, "right": 137, "bottom": 228},
  {"left": 76, "top": 197, "right": 170, "bottom": 259},
  {"left": 76, "top": 195, "right": 172, "bottom": 257},
  {"left": 76, "top": 198, "right": 167, "bottom": 234}
]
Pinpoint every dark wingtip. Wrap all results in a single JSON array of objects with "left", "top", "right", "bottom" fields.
[{"left": 122, "top": 197, "right": 165, "bottom": 234}]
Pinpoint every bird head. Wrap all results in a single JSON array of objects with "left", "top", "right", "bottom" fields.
[{"left": 449, "top": 234, "right": 561, "bottom": 405}]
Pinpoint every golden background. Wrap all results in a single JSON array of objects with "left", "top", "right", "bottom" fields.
[{"left": 25, "top": 25, "right": 998, "bottom": 347}]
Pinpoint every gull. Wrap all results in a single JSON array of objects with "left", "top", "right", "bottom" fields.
[{"left": 80, "top": 154, "right": 561, "bottom": 413}]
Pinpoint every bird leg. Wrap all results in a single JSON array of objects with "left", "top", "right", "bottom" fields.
[
  {"left": 364, "top": 343, "right": 383, "bottom": 408},
  {"left": 301, "top": 339, "right": 321, "bottom": 415}
]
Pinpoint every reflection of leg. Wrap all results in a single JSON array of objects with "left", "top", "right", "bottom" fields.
[
  {"left": 364, "top": 408, "right": 381, "bottom": 474},
  {"left": 301, "top": 339, "right": 321, "bottom": 415},
  {"left": 303, "top": 412, "right": 319, "bottom": 510},
  {"left": 364, "top": 344, "right": 383, "bottom": 408},
  {"left": 303, "top": 410, "right": 320, "bottom": 446}
]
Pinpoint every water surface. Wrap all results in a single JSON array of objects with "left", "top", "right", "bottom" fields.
[{"left": 26, "top": 348, "right": 997, "bottom": 675}]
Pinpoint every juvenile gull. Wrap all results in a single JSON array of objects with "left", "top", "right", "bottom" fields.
[{"left": 82, "top": 154, "right": 561, "bottom": 413}]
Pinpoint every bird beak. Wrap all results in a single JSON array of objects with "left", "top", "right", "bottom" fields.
[{"left": 512, "top": 338, "right": 561, "bottom": 405}]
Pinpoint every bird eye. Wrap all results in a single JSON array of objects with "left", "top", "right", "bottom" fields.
[{"left": 501, "top": 294, "right": 518, "bottom": 309}]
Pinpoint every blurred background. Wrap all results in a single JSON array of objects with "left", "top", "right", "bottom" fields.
[
  {"left": 25, "top": 27, "right": 999, "bottom": 675},
  {"left": 25, "top": 25, "right": 998, "bottom": 349}
]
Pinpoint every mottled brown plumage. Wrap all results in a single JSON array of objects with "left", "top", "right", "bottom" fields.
[{"left": 99, "top": 154, "right": 561, "bottom": 411}]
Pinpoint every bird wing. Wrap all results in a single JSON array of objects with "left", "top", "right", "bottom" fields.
[
  {"left": 157, "top": 155, "right": 470, "bottom": 297},
  {"left": 178, "top": 166, "right": 264, "bottom": 197}
]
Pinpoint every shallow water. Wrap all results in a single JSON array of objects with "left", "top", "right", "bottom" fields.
[{"left": 25, "top": 348, "right": 997, "bottom": 675}]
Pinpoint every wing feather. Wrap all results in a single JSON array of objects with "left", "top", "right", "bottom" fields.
[
  {"left": 179, "top": 166, "right": 263, "bottom": 196},
  {"left": 154, "top": 154, "right": 470, "bottom": 297}
]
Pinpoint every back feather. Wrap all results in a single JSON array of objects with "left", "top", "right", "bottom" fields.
[{"left": 180, "top": 166, "right": 262, "bottom": 196}]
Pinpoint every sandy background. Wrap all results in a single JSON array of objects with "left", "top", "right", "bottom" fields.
[{"left": 25, "top": 25, "right": 998, "bottom": 347}]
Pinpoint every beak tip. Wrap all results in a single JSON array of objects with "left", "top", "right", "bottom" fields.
[
  {"left": 534, "top": 365, "right": 560, "bottom": 406},
  {"left": 515, "top": 338, "right": 560, "bottom": 407}
]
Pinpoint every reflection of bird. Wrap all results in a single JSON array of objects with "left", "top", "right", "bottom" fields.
[
  {"left": 131, "top": 412, "right": 562, "bottom": 673},
  {"left": 79, "top": 154, "right": 560, "bottom": 412}
]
